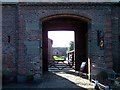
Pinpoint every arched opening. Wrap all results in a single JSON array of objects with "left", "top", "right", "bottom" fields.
[{"left": 42, "top": 14, "right": 90, "bottom": 74}]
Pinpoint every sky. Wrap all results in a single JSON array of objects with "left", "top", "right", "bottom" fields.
[{"left": 48, "top": 31, "right": 74, "bottom": 47}]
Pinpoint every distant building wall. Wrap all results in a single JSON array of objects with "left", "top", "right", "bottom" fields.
[
  {"left": 48, "top": 38, "right": 53, "bottom": 60},
  {"left": 52, "top": 48, "right": 67, "bottom": 56},
  {"left": 53, "top": 49, "right": 62, "bottom": 56}
]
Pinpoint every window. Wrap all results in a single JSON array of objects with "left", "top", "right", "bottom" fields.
[
  {"left": 119, "top": 35, "right": 120, "bottom": 42},
  {"left": 8, "top": 36, "right": 10, "bottom": 43}
]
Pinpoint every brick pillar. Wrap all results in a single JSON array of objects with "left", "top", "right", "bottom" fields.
[
  {"left": 17, "top": 5, "right": 27, "bottom": 82},
  {"left": 104, "top": 11, "right": 113, "bottom": 69}
]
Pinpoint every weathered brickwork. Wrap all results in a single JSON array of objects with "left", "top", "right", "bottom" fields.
[
  {"left": 111, "top": 5, "right": 120, "bottom": 73},
  {"left": 2, "top": 5, "right": 18, "bottom": 80},
  {"left": 17, "top": 4, "right": 43, "bottom": 82},
  {"left": 2, "top": 2, "right": 120, "bottom": 83}
]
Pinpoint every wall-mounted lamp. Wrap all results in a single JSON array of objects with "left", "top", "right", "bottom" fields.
[{"left": 97, "top": 30, "right": 104, "bottom": 49}]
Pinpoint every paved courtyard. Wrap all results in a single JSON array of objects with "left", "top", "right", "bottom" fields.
[{"left": 2, "top": 67, "right": 95, "bottom": 90}]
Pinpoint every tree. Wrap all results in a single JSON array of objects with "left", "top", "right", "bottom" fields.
[{"left": 68, "top": 41, "right": 74, "bottom": 51}]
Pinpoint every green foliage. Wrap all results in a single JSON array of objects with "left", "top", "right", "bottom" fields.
[
  {"left": 68, "top": 41, "right": 74, "bottom": 51},
  {"left": 27, "top": 75, "right": 33, "bottom": 80},
  {"left": 97, "top": 71, "right": 108, "bottom": 80},
  {"left": 26, "top": 72, "right": 34, "bottom": 82},
  {"left": 96, "top": 70, "right": 109, "bottom": 85},
  {"left": 2, "top": 68, "right": 13, "bottom": 84},
  {"left": 2, "top": 68, "right": 12, "bottom": 77},
  {"left": 53, "top": 56, "right": 65, "bottom": 60}
]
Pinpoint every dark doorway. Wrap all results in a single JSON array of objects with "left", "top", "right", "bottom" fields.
[{"left": 42, "top": 14, "right": 88, "bottom": 73}]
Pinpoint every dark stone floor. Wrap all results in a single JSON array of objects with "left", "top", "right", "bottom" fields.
[{"left": 2, "top": 65, "right": 94, "bottom": 90}]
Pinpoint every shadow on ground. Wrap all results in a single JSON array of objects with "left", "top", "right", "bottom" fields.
[{"left": 2, "top": 71, "right": 88, "bottom": 90}]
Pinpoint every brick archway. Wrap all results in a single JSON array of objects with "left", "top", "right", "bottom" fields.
[{"left": 42, "top": 14, "right": 90, "bottom": 72}]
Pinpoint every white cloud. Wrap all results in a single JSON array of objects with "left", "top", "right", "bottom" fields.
[{"left": 48, "top": 31, "right": 74, "bottom": 47}]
